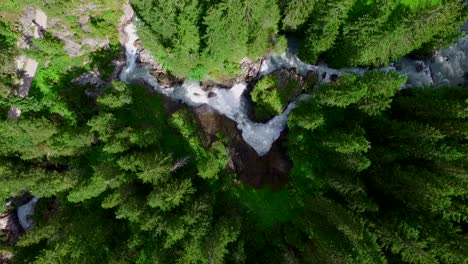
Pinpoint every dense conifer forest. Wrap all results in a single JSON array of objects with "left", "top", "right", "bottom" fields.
[{"left": 1, "top": 0, "right": 468, "bottom": 263}]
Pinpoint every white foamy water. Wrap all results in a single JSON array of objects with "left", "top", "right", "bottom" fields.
[
  {"left": 121, "top": 24, "right": 295, "bottom": 155},
  {"left": 121, "top": 22, "right": 468, "bottom": 156},
  {"left": 261, "top": 35, "right": 468, "bottom": 89},
  {"left": 430, "top": 35, "right": 468, "bottom": 87},
  {"left": 120, "top": 23, "right": 139, "bottom": 82},
  {"left": 17, "top": 197, "right": 39, "bottom": 231}
]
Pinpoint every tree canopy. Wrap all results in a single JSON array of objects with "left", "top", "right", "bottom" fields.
[{"left": 1, "top": 0, "right": 468, "bottom": 263}]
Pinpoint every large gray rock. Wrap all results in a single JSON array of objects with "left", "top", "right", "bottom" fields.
[
  {"left": 238, "top": 57, "right": 263, "bottom": 83},
  {"left": 138, "top": 48, "right": 164, "bottom": 72},
  {"left": 0, "top": 252, "right": 13, "bottom": 264},
  {"left": 0, "top": 213, "right": 22, "bottom": 244},
  {"left": 32, "top": 9, "right": 47, "bottom": 38},
  {"left": 72, "top": 70, "right": 105, "bottom": 87}
]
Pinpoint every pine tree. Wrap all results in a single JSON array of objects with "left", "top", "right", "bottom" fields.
[
  {"left": 328, "top": 1, "right": 467, "bottom": 67},
  {"left": 298, "top": 0, "right": 355, "bottom": 63},
  {"left": 281, "top": 0, "right": 318, "bottom": 31}
]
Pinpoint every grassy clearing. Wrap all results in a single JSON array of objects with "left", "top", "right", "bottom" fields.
[
  {"left": 400, "top": 0, "right": 441, "bottom": 9},
  {"left": 29, "top": 0, "right": 123, "bottom": 45}
]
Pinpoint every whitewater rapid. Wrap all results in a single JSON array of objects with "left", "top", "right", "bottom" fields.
[
  {"left": 120, "top": 23, "right": 468, "bottom": 156},
  {"left": 120, "top": 24, "right": 298, "bottom": 155}
]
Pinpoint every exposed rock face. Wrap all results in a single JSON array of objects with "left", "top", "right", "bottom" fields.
[
  {"left": 151, "top": 71, "right": 183, "bottom": 88},
  {"left": 200, "top": 80, "right": 234, "bottom": 91},
  {"left": 132, "top": 40, "right": 180, "bottom": 87},
  {"left": 0, "top": 252, "right": 13, "bottom": 264},
  {"left": 239, "top": 57, "right": 263, "bottom": 82},
  {"left": 137, "top": 45, "right": 164, "bottom": 72},
  {"left": 72, "top": 69, "right": 105, "bottom": 87},
  {"left": 15, "top": 58, "right": 38, "bottom": 98},
  {"left": 260, "top": 68, "right": 318, "bottom": 94},
  {"left": 82, "top": 38, "right": 110, "bottom": 50},
  {"left": 118, "top": 2, "right": 135, "bottom": 46},
  {"left": 0, "top": 212, "right": 22, "bottom": 244},
  {"left": 32, "top": 9, "right": 47, "bottom": 38},
  {"left": 228, "top": 136, "right": 291, "bottom": 188},
  {"left": 110, "top": 54, "right": 127, "bottom": 81},
  {"left": 7, "top": 107, "right": 21, "bottom": 120},
  {"left": 0, "top": 193, "right": 33, "bottom": 244},
  {"left": 193, "top": 105, "right": 291, "bottom": 188},
  {"left": 17, "top": 6, "right": 36, "bottom": 49}
]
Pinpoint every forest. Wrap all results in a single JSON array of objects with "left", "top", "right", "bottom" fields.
[{"left": 0, "top": 0, "right": 468, "bottom": 263}]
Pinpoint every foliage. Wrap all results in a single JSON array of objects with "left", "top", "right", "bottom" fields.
[
  {"left": 316, "top": 70, "right": 407, "bottom": 115},
  {"left": 251, "top": 74, "right": 301, "bottom": 120},
  {"left": 298, "top": 0, "right": 355, "bottom": 64},
  {"left": 287, "top": 0, "right": 467, "bottom": 66},
  {"left": 327, "top": 0, "right": 468, "bottom": 67},
  {"left": 2, "top": 1, "right": 468, "bottom": 263},
  {"left": 23, "top": 0, "right": 122, "bottom": 45},
  {"left": 170, "top": 109, "right": 228, "bottom": 180},
  {"left": 281, "top": 0, "right": 318, "bottom": 31},
  {"left": 0, "top": 21, "right": 19, "bottom": 97},
  {"left": 287, "top": 76, "right": 468, "bottom": 262},
  {"left": 131, "top": 0, "right": 281, "bottom": 80}
]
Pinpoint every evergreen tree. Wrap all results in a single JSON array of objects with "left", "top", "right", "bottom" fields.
[
  {"left": 0, "top": 21, "right": 18, "bottom": 97},
  {"left": 281, "top": 0, "right": 318, "bottom": 31},
  {"left": 132, "top": 0, "right": 281, "bottom": 80},
  {"left": 288, "top": 73, "right": 468, "bottom": 263},
  {"left": 298, "top": 0, "right": 355, "bottom": 63},
  {"left": 328, "top": 0, "right": 467, "bottom": 67}
]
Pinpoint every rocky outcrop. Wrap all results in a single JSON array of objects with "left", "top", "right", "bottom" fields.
[
  {"left": 0, "top": 252, "right": 13, "bottom": 264},
  {"left": 270, "top": 68, "right": 317, "bottom": 92},
  {"left": 132, "top": 40, "right": 181, "bottom": 88},
  {"left": 0, "top": 212, "right": 22, "bottom": 244},
  {"left": 32, "top": 10, "right": 47, "bottom": 39},
  {"left": 193, "top": 105, "right": 291, "bottom": 188},
  {"left": 118, "top": 2, "right": 135, "bottom": 46},
  {"left": 10, "top": 8, "right": 43, "bottom": 120},
  {"left": 238, "top": 57, "right": 263, "bottom": 83},
  {"left": 15, "top": 57, "right": 38, "bottom": 99},
  {"left": 72, "top": 70, "right": 105, "bottom": 88},
  {"left": 17, "top": 6, "right": 36, "bottom": 49},
  {"left": 0, "top": 193, "right": 33, "bottom": 245},
  {"left": 249, "top": 68, "right": 317, "bottom": 122},
  {"left": 151, "top": 71, "right": 184, "bottom": 88},
  {"left": 135, "top": 39, "right": 164, "bottom": 73}
]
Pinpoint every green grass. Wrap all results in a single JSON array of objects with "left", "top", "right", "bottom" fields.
[
  {"left": 362, "top": 0, "right": 441, "bottom": 9},
  {"left": 399, "top": 0, "right": 441, "bottom": 9}
]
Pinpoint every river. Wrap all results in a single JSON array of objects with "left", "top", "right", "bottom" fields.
[{"left": 120, "top": 23, "right": 468, "bottom": 156}]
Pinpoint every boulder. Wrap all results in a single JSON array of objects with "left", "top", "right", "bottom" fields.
[
  {"left": 0, "top": 252, "right": 13, "bottom": 264},
  {"left": 72, "top": 69, "right": 105, "bottom": 87},
  {"left": 138, "top": 48, "right": 164, "bottom": 72},
  {"left": 250, "top": 68, "right": 316, "bottom": 122},
  {"left": 151, "top": 71, "right": 183, "bottom": 88},
  {"left": 239, "top": 57, "right": 263, "bottom": 83},
  {"left": 0, "top": 212, "right": 22, "bottom": 244}
]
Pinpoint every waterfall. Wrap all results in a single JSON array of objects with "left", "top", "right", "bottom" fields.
[
  {"left": 120, "top": 23, "right": 139, "bottom": 82},
  {"left": 120, "top": 23, "right": 468, "bottom": 156},
  {"left": 121, "top": 24, "right": 298, "bottom": 156},
  {"left": 17, "top": 197, "right": 39, "bottom": 231},
  {"left": 260, "top": 35, "right": 468, "bottom": 88}
]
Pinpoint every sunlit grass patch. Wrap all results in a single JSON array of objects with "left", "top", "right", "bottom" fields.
[{"left": 400, "top": 0, "right": 441, "bottom": 9}]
